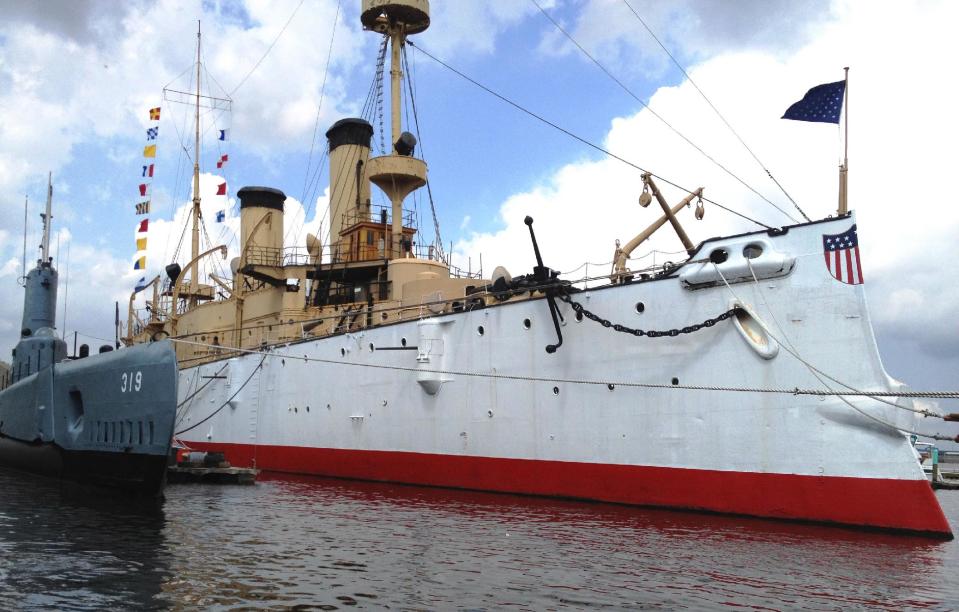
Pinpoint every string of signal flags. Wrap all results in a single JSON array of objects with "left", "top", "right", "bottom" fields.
[{"left": 131, "top": 106, "right": 231, "bottom": 289}]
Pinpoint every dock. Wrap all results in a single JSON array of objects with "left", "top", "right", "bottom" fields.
[
  {"left": 167, "top": 464, "right": 258, "bottom": 485},
  {"left": 167, "top": 449, "right": 258, "bottom": 485},
  {"left": 922, "top": 448, "right": 959, "bottom": 490}
]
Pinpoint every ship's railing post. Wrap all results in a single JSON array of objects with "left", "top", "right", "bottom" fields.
[{"left": 933, "top": 446, "right": 942, "bottom": 484}]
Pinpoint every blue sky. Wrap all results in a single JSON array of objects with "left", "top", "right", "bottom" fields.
[{"left": 1, "top": 0, "right": 957, "bottom": 430}]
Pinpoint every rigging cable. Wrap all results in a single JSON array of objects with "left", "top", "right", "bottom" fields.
[
  {"left": 531, "top": 0, "right": 796, "bottom": 225},
  {"left": 402, "top": 44, "right": 445, "bottom": 261},
  {"left": 294, "top": 0, "right": 341, "bottom": 249},
  {"left": 406, "top": 40, "right": 772, "bottom": 230},
  {"left": 620, "top": 0, "right": 810, "bottom": 222},
  {"left": 230, "top": 0, "right": 306, "bottom": 96},
  {"left": 174, "top": 354, "right": 268, "bottom": 436},
  {"left": 710, "top": 263, "right": 957, "bottom": 441},
  {"left": 167, "top": 337, "right": 959, "bottom": 402}
]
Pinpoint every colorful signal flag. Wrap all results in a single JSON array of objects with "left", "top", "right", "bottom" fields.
[
  {"left": 134, "top": 256, "right": 146, "bottom": 270},
  {"left": 218, "top": 129, "right": 229, "bottom": 141},
  {"left": 143, "top": 144, "right": 156, "bottom": 158},
  {"left": 139, "top": 183, "right": 149, "bottom": 196},
  {"left": 149, "top": 107, "right": 161, "bottom": 120},
  {"left": 217, "top": 154, "right": 228, "bottom": 168},
  {"left": 146, "top": 127, "right": 158, "bottom": 140},
  {"left": 135, "top": 201, "right": 150, "bottom": 215},
  {"left": 142, "top": 164, "right": 154, "bottom": 177},
  {"left": 216, "top": 182, "right": 227, "bottom": 195},
  {"left": 137, "top": 219, "right": 149, "bottom": 233}
]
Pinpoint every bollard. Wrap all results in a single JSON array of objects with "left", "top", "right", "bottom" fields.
[{"left": 932, "top": 447, "right": 941, "bottom": 484}]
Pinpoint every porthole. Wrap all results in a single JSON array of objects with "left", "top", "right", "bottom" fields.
[
  {"left": 743, "top": 244, "right": 763, "bottom": 259},
  {"left": 709, "top": 249, "right": 729, "bottom": 264},
  {"left": 368, "top": 343, "right": 374, "bottom": 352},
  {"left": 381, "top": 312, "right": 388, "bottom": 321},
  {"left": 575, "top": 311, "right": 584, "bottom": 322},
  {"left": 635, "top": 302, "right": 645, "bottom": 314},
  {"left": 607, "top": 384, "right": 615, "bottom": 391},
  {"left": 477, "top": 325, "right": 485, "bottom": 336},
  {"left": 340, "top": 348, "right": 346, "bottom": 357},
  {"left": 401, "top": 337, "right": 407, "bottom": 347},
  {"left": 671, "top": 377, "right": 679, "bottom": 386},
  {"left": 523, "top": 318, "right": 532, "bottom": 330},
  {"left": 552, "top": 386, "right": 560, "bottom": 395}
]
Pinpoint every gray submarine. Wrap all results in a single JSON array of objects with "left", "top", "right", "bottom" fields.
[{"left": 0, "top": 177, "right": 177, "bottom": 496}]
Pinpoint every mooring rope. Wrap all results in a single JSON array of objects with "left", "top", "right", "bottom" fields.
[{"left": 167, "top": 337, "right": 959, "bottom": 400}]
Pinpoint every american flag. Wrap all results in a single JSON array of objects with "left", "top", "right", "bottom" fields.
[{"left": 823, "top": 224, "right": 863, "bottom": 285}]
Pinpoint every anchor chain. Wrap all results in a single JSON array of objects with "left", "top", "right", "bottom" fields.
[{"left": 557, "top": 293, "right": 741, "bottom": 338}]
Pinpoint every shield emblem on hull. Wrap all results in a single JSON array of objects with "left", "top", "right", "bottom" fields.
[{"left": 823, "top": 224, "right": 863, "bottom": 285}]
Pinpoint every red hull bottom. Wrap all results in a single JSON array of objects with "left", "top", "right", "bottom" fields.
[{"left": 188, "top": 442, "right": 952, "bottom": 538}]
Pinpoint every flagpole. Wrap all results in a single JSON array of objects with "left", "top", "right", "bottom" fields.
[{"left": 838, "top": 66, "right": 849, "bottom": 215}]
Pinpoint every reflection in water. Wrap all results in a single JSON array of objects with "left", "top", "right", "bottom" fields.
[
  {"left": 1, "top": 467, "right": 958, "bottom": 609},
  {"left": 0, "top": 469, "right": 168, "bottom": 610}
]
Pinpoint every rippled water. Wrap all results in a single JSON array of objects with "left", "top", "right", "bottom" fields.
[{"left": 1, "top": 468, "right": 958, "bottom": 610}]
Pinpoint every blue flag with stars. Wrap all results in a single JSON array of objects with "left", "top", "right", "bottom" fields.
[{"left": 782, "top": 80, "right": 845, "bottom": 124}]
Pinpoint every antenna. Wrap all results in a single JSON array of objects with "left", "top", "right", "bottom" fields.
[
  {"left": 62, "top": 241, "right": 70, "bottom": 334},
  {"left": 40, "top": 172, "right": 53, "bottom": 264},
  {"left": 19, "top": 195, "right": 28, "bottom": 286}
]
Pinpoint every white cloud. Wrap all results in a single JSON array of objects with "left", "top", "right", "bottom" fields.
[
  {"left": 535, "top": 0, "right": 832, "bottom": 77},
  {"left": 423, "top": 1, "right": 547, "bottom": 57},
  {"left": 0, "top": 259, "right": 19, "bottom": 279},
  {"left": 453, "top": 0, "right": 959, "bottom": 378},
  {"left": 0, "top": 0, "right": 363, "bottom": 223}
]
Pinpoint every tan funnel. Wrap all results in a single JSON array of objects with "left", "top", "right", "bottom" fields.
[
  {"left": 237, "top": 186, "right": 286, "bottom": 255},
  {"left": 326, "top": 118, "right": 374, "bottom": 260}
]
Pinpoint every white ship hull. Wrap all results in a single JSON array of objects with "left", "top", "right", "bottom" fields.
[{"left": 174, "top": 214, "right": 951, "bottom": 536}]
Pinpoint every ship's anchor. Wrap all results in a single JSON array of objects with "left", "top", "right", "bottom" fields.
[{"left": 524, "top": 216, "right": 565, "bottom": 354}]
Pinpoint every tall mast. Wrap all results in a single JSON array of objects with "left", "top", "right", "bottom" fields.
[
  {"left": 40, "top": 172, "right": 53, "bottom": 263},
  {"left": 190, "top": 21, "right": 202, "bottom": 307},
  {"left": 360, "top": 1, "right": 430, "bottom": 260},
  {"left": 389, "top": 24, "right": 403, "bottom": 145}
]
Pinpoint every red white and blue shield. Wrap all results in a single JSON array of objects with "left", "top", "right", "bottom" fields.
[{"left": 822, "top": 224, "right": 863, "bottom": 285}]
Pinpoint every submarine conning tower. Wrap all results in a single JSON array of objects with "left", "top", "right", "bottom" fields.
[
  {"left": 12, "top": 174, "right": 67, "bottom": 383},
  {"left": 20, "top": 261, "right": 57, "bottom": 339},
  {"left": 12, "top": 259, "right": 67, "bottom": 383}
]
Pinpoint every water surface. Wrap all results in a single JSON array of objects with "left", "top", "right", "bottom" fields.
[{"left": 1, "top": 468, "right": 957, "bottom": 610}]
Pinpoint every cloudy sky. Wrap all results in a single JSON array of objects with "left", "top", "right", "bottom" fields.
[{"left": 1, "top": 0, "right": 956, "bottom": 426}]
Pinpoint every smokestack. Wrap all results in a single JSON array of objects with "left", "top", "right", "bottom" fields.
[
  {"left": 237, "top": 186, "right": 286, "bottom": 255},
  {"left": 326, "top": 118, "right": 373, "bottom": 260}
]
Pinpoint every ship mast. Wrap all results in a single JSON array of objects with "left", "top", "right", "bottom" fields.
[
  {"left": 361, "top": 0, "right": 430, "bottom": 260},
  {"left": 189, "top": 21, "right": 202, "bottom": 308},
  {"left": 40, "top": 172, "right": 53, "bottom": 264}
]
